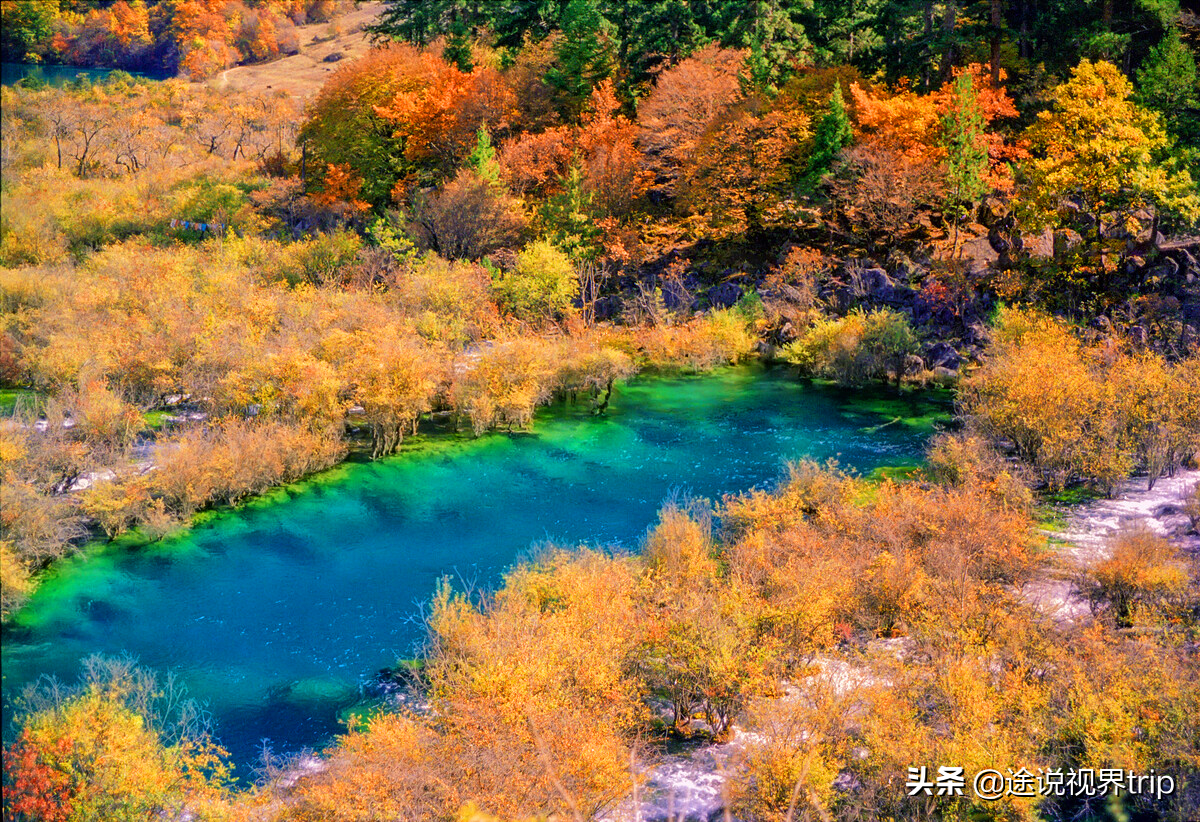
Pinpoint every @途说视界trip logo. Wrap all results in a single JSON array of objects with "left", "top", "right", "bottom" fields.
[{"left": 905, "top": 766, "right": 1175, "bottom": 801}]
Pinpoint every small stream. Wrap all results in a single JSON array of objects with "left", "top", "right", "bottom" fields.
[{"left": 1, "top": 366, "right": 947, "bottom": 777}]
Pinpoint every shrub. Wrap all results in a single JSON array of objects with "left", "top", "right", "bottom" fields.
[
  {"left": 784, "top": 308, "right": 918, "bottom": 388},
  {"left": 410, "top": 169, "right": 527, "bottom": 260},
  {"left": 2, "top": 656, "right": 232, "bottom": 822},
  {"left": 1089, "top": 528, "right": 1189, "bottom": 626},
  {"left": 490, "top": 240, "right": 578, "bottom": 325},
  {"left": 449, "top": 340, "right": 553, "bottom": 435},
  {"left": 635, "top": 310, "right": 756, "bottom": 372}
]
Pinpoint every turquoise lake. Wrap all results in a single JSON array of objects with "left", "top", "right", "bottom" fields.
[
  {"left": 0, "top": 366, "right": 946, "bottom": 775},
  {"left": 1, "top": 62, "right": 172, "bottom": 87}
]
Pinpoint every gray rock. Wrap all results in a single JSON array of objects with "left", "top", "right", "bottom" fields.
[
  {"left": 1024, "top": 227, "right": 1055, "bottom": 259},
  {"left": 925, "top": 341, "right": 962, "bottom": 370},
  {"left": 1145, "top": 256, "right": 1180, "bottom": 282},
  {"left": 1053, "top": 228, "right": 1083, "bottom": 257},
  {"left": 887, "top": 250, "right": 922, "bottom": 282},
  {"left": 965, "top": 323, "right": 990, "bottom": 346},
  {"left": 988, "top": 226, "right": 1011, "bottom": 254},
  {"left": 859, "top": 267, "right": 893, "bottom": 296},
  {"left": 960, "top": 234, "right": 999, "bottom": 265},
  {"left": 978, "top": 196, "right": 1009, "bottom": 227},
  {"left": 1133, "top": 228, "right": 1165, "bottom": 248},
  {"left": 707, "top": 282, "right": 742, "bottom": 309},
  {"left": 756, "top": 341, "right": 783, "bottom": 361},
  {"left": 593, "top": 295, "right": 623, "bottom": 321},
  {"left": 931, "top": 366, "right": 959, "bottom": 383}
]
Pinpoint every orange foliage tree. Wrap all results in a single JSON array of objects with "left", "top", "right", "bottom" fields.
[
  {"left": 301, "top": 44, "right": 514, "bottom": 207},
  {"left": 637, "top": 44, "right": 746, "bottom": 198},
  {"left": 849, "top": 65, "right": 1022, "bottom": 192},
  {"left": 373, "top": 54, "right": 516, "bottom": 199},
  {"left": 680, "top": 97, "right": 810, "bottom": 235}
]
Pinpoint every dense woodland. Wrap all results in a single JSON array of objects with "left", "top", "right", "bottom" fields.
[
  {"left": 1, "top": 0, "right": 357, "bottom": 78},
  {"left": 2, "top": 0, "right": 1200, "bottom": 820}
]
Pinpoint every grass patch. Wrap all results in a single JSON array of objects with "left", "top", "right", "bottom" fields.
[
  {"left": 0, "top": 387, "right": 36, "bottom": 416},
  {"left": 864, "top": 464, "right": 931, "bottom": 484},
  {"left": 143, "top": 410, "right": 172, "bottom": 429},
  {"left": 1039, "top": 484, "right": 1104, "bottom": 506}
]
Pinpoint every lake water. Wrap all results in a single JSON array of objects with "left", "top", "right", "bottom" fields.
[
  {"left": 0, "top": 366, "right": 946, "bottom": 776},
  {"left": 1, "top": 62, "right": 172, "bottom": 87}
]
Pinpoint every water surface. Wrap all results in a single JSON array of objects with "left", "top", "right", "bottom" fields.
[
  {"left": 1, "top": 366, "right": 945, "bottom": 773},
  {"left": 1, "top": 62, "right": 172, "bottom": 87}
]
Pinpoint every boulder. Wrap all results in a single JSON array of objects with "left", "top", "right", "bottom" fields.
[
  {"left": 1128, "top": 325, "right": 1148, "bottom": 347},
  {"left": 1166, "top": 247, "right": 1197, "bottom": 276},
  {"left": 1023, "top": 227, "right": 1055, "bottom": 259},
  {"left": 965, "top": 322, "right": 990, "bottom": 347},
  {"left": 885, "top": 285, "right": 919, "bottom": 307},
  {"left": 593, "top": 295, "right": 623, "bottom": 321},
  {"left": 1144, "top": 257, "right": 1179, "bottom": 285},
  {"left": 925, "top": 341, "right": 962, "bottom": 370},
  {"left": 978, "top": 196, "right": 1009, "bottom": 227},
  {"left": 931, "top": 366, "right": 960, "bottom": 384},
  {"left": 987, "top": 226, "right": 1011, "bottom": 254},
  {"left": 1133, "top": 228, "right": 1165, "bottom": 251},
  {"left": 887, "top": 249, "right": 922, "bottom": 282},
  {"left": 858, "top": 267, "right": 894, "bottom": 299},
  {"left": 960, "top": 234, "right": 999, "bottom": 265},
  {"left": 1182, "top": 324, "right": 1198, "bottom": 350},
  {"left": 904, "top": 353, "right": 925, "bottom": 375},
  {"left": 322, "top": 52, "right": 345, "bottom": 62},
  {"left": 756, "top": 341, "right": 784, "bottom": 362},
  {"left": 1056, "top": 200, "right": 1081, "bottom": 224},
  {"left": 707, "top": 281, "right": 742, "bottom": 309},
  {"left": 1053, "top": 228, "right": 1083, "bottom": 257}
]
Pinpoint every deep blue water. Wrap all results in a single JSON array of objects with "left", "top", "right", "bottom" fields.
[{"left": 0, "top": 366, "right": 945, "bottom": 775}]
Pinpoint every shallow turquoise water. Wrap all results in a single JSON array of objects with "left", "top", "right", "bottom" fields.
[
  {"left": 0, "top": 62, "right": 172, "bottom": 87},
  {"left": 1, "top": 366, "right": 945, "bottom": 774}
]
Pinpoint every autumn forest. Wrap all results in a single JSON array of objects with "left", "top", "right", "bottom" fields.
[{"left": 1, "top": 0, "right": 1199, "bottom": 820}]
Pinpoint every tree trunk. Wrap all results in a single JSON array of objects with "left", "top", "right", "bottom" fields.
[
  {"left": 940, "top": 2, "right": 958, "bottom": 85},
  {"left": 989, "top": 0, "right": 1004, "bottom": 84},
  {"left": 595, "top": 379, "right": 615, "bottom": 414}
]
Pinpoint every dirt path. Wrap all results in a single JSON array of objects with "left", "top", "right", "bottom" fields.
[
  {"left": 1024, "top": 469, "right": 1200, "bottom": 623},
  {"left": 208, "top": 2, "right": 383, "bottom": 98}
]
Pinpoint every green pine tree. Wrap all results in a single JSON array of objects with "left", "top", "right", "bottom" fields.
[
  {"left": 545, "top": 0, "right": 614, "bottom": 121},
  {"left": 443, "top": 17, "right": 474, "bottom": 72},
  {"left": 804, "top": 83, "right": 853, "bottom": 188},
  {"left": 540, "top": 161, "right": 602, "bottom": 261},
  {"left": 941, "top": 72, "right": 989, "bottom": 256},
  {"left": 466, "top": 126, "right": 502, "bottom": 188},
  {"left": 739, "top": 38, "right": 776, "bottom": 95},
  {"left": 1136, "top": 28, "right": 1200, "bottom": 174}
]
